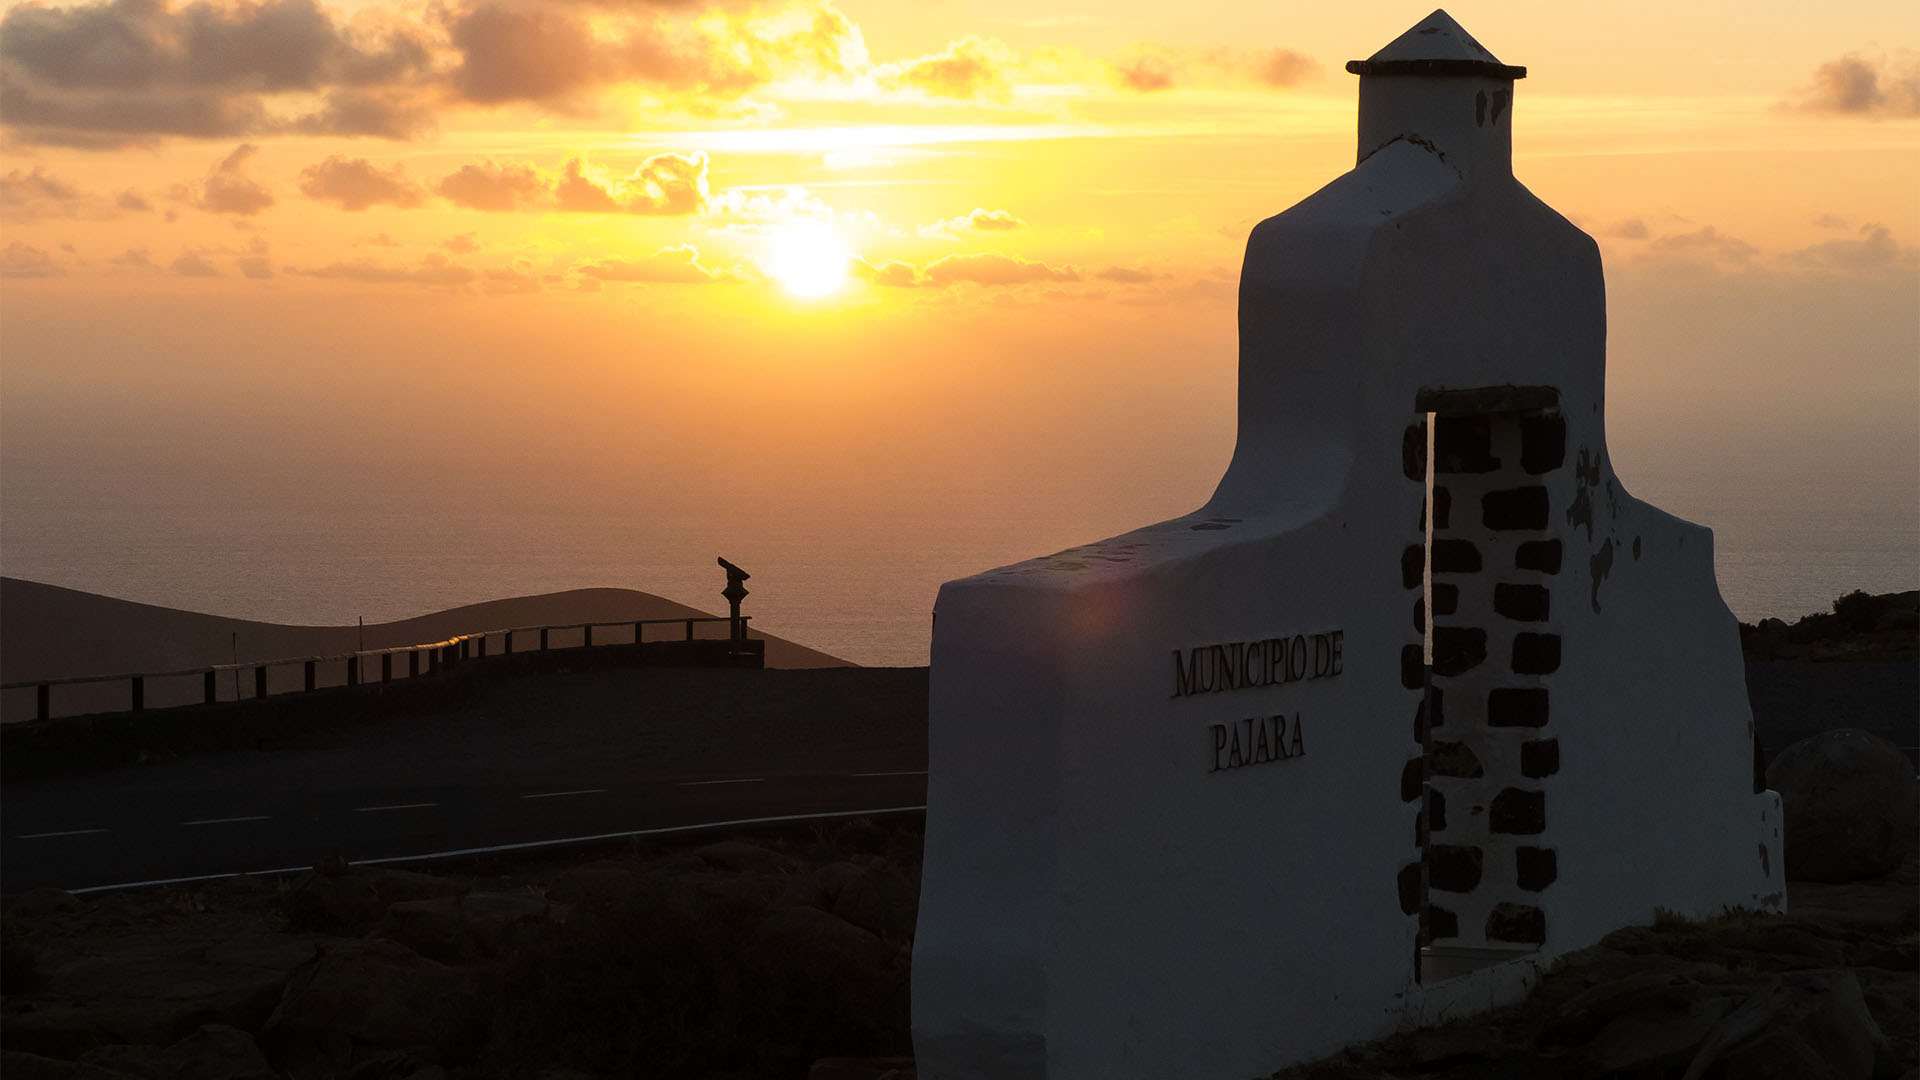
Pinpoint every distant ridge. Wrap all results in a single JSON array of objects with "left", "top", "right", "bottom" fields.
[{"left": 1, "top": 578, "right": 850, "bottom": 719}]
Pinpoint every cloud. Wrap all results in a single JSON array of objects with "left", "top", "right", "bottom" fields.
[
  {"left": 445, "top": 1, "right": 869, "bottom": 106},
  {"left": 1602, "top": 219, "right": 1650, "bottom": 240},
  {"left": 112, "top": 248, "right": 158, "bottom": 272},
  {"left": 878, "top": 35, "right": 1016, "bottom": 100},
  {"left": 1094, "top": 266, "right": 1157, "bottom": 283},
  {"left": 920, "top": 207, "right": 1026, "bottom": 237},
  {"left": 1112, "top": 44, "right": 1319, "bottom": 92},
  {"left": 1792, "top": 53, "right": 1920, "bottom": 117},
  {"left": 194, "top": 144, "right": 274, "bottom": 215},
  {"left": 0, "top": 0, "right": 433, "bottom": 145},
  {"left": 1247, "top": 48, "right": 1315, "bottom": 87},
  {"left": 0, "top": 240, "right": 63, "bottom": 277},
  {"left": 289, "top": 253, "right": 478, "bottom": 288},
  {"left": 238, "top": 254, "right": 274, "bottom": 279},
  {"left": 575, "top": 245, "right": 742, "bottom": 283},
  {"left": 857, "top": 251, "right": 1083, "bottom": 287},
  {"left": 171, "top": 251, "right": 220, "bottom": 277},
  {"left": 553, "top": 153, "right": 710, "bottom": 214},
  {"left": 0, "top": 166, "right": 139, "bottom": 222},
  {"left": 299, "top": 156, "right": 426, "bottom": 211},
  {"left": 443, "top": 233, "right": 480, "bottom": 254},
  {"left": 1114, "top": 54, "right": 1174, "bottom": 92},
  {"left": 438, "top": 160, "right": 548, "bottom": 211},
  {"left": 1788, "top": 224, "right": 1918, "bottom": 271},
  {"left": 1645, "top": 226, "right": 1756, "bottom": 265}
]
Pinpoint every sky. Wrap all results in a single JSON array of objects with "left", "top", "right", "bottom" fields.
[{"left": 0, "top": 0, "right": 1915, "bottom": 631}]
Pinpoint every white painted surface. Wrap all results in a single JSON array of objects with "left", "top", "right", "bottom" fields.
[{"left": 913, "top": 11, "right": 1779, "bottom": 1078}]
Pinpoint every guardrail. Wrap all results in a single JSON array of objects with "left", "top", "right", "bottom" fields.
[{"left": 2, "top": 615, "right": 753, "bottom": 722}]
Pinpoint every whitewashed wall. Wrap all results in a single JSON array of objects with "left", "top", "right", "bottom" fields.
[{"left": 913, "top": 12, "right": 1779, "bottom": 1079}]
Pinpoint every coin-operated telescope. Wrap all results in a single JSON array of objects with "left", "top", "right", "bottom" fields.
[{"left": 717, "top": 557, "right": 750, "bottom": 643}]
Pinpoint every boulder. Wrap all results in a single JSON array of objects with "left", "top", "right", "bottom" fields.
[
  {"left": 752, "top": 906, "right": 892, "bottom": 981},
  {"left": 7, "top": 889, "right": 84, "bottom": 920},
  {"left": 822, "top": 864, "right": 920, "bottom": 941},
  {"left": 263, "top": 939, "right": 481, "bottom": 1064},
  {"left": 157, "top": 1024, "right": 277, "bottom": 1080},
  {"left": 1767, "top": 729, "right": 1919, "bottom": 882},
  {"left": 280, "top": 867, "right": 461, "bottom": 934},
  {"left": 692, "top": 840, "right": 802, "bottom": 875},
  {"left": 377, "top": 892, "right": 555, "bottom": 962},
  {"left": 1684, "top": 969, "right": 1887, "bottom": 1080}
]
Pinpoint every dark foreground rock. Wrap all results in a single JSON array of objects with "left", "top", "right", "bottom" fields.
[
  {"left": 1768, "top": 728, "right": 1920, "bottom": 882},
  {"left": 2, "top": 816, "right": 922, "bottom": 1080}
]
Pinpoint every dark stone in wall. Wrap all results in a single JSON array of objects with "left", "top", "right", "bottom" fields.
[
  {"left": 1486, "top": 902, "right": 1546, "bottom": 944},
  {"left": 1434, "top": 416, "right": 1498, "bottom": 473},
  {"left": 1519, "top": 414, "right": 1567, "bottom": 474},
  {"left": 1397, "top": 862, "right": 1422, "bottom": 915},
  {"left": 1401, "top": 756, "right": 1424, "bottom": 802},
  {"left": 1494, "top": 583, "right": 1551, "bottom": 622},
  {"left": 1431, "top": 582, "right": 1458, "bottom": 616},
  {"left": 1516, "top": 846, "right": 1558, "bottom": 891},
  {"left": 1483, "top": 487, "right": 1550, "bottom": 531},
  {"left": 1403, "top": 544, "right": 1425, "bottom": 590},
  {"left": 1403, "top": 423, "right": 1427, "bottom": 482},
  {"left": 1432, "top": 626, "right": 1487, "bottom": 676},
  {"left": 1415, "top": 689, "right": 1444, "bottom": 740},
  {"left": 1432, "top": 487, "right": 1451, "bottom": 530},
  {"left": 1429, "top": 844, "right": 1483, "bottom": 893},
  {"left": 1427, "top": 788, "right": 1448, "bottom": 832},
  {"left": 1515, "top": 540, "right": 1562, "bottom": 574},
  {"left": 1431, "top": 539, "right": 1482, "bottom": 574},
  {"left": 1428, "top": 905, "right": 1459, "bottom": 940},
  {"left": 1429, "top": 741, "right": 1483, "bottom": 779},
  {"left": 1401, "top": 644, "right": 1425, "bottom": 690},
  {"left": 1490, "top": 788, "right": 1546, "bottom": 835},
  {"left": 1488, "top": 687, "right": 1550, "bottom": 727},
  {"left": 1521, "top": 738, "right": 1561, "bottom": 778},
  {"left": 1512, "top": 633, "right": 1562, "bottom": 674}
]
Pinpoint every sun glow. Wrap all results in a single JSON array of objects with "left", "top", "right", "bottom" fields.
[{"left": 766, "top": 223, "right": 851, "bottom": 298}]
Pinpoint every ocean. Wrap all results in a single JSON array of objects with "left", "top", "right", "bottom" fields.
[{"left": 2, "top": 450, "right": 1913, "bottom": 669}]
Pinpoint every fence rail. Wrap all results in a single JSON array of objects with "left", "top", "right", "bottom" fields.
[{"left": 2, "top": 615, "right": 753, "bottom": 722}]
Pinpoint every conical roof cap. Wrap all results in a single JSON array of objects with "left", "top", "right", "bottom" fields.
[{"left": 1346, "top": 10, "right": 1525, "bottom": 79}]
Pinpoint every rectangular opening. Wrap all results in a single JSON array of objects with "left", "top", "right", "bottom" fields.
[{"left": 1412, "top": 400, "right": 1562, "bottom": 984}]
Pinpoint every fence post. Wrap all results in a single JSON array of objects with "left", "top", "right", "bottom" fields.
[
  {"left": 477, "top": 635, "right": 487, "bottom": 659},
  {"left": 504, "top": 630, "right": 513, "bottom": 656},
  {"left": 347, "top": 656, "right": 360, "bottom": 686},
  {"left": 255, "top": 666, "right": 268, "bottom": 699},
  {"left": 204, "top": 670, "right": 217, "bottom": 705},
  {"left": 428, "top": 648, "right": 439, "bottom": 675},
  {"left": 304, "top": 661, "right": 316, "bottom": 692},
  {"left": 132, "top": 676, "right": 144, "bottom": 712},
  {"left": 584, "top": 624, "right": 594, "bottom": 648},
  {"left": 685, "top": 619, "right": 694, "bottom": 641},
  {"left": 460, "top": 638, "right": 470, "bottom": 661},
  {"left": 540, "top": 628, "right": 549, "bottom": 651},
  {"left": 411, "top": 650, "right": 421, "bottom": 677},
  {"left": 382, "top": 653, "right": 393, "bottom": 682},
  {"left": 37, "top": 683, "right": 49, "bottom": 720}
]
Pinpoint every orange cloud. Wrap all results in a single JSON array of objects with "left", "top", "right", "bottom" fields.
[
  {"left": 575, "top": 245, "right": 744, "bottom": 284},
  {"left": 194, "top": 144, "right": 274, "bottom": 216},
  {"left": 920, "top": 208, "right": 1026, "bottom": 236},
  {"left": 299, "top": 157, "right": 426, "bottom": 211},
  {"left": 0, "top": 241, "right": 63, "bottom": 278},
  {"left": 878, "top": 35, "right": 1017, "bottom": 100},
  {"left": 437, "top": 161, "right": 547, "bottom": 212},
  {"left": 1792, "top": 53, "right": 1920, "bottom": 117}
]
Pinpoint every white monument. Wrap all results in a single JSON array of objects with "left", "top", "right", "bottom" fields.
[{"left": 912, "top": 10, "right": 1784, "bottom": 1078}]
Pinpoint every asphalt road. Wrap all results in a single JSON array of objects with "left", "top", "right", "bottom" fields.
[
  {"left": 2, "top": 665, "right": 931, "bottom": 893},
  {"left": 2, "top": 660, "right": 1910, "bottom": 893}
]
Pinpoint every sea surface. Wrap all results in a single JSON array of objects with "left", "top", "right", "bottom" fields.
[{"left": 2, "top": 458, "right": 1914, "bottom": 669}]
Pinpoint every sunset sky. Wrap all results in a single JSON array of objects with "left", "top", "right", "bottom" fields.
[{"left": 0, "top": 0, "right": 1915, "bottom": 642}]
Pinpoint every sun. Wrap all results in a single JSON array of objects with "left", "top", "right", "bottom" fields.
[{"left": 766, "top": 222, "right": 850, "bottom": 299}]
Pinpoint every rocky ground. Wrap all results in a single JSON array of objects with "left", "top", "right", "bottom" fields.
[{"left": 3, "top": 816, "right": 923, "bottom": 1080}]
